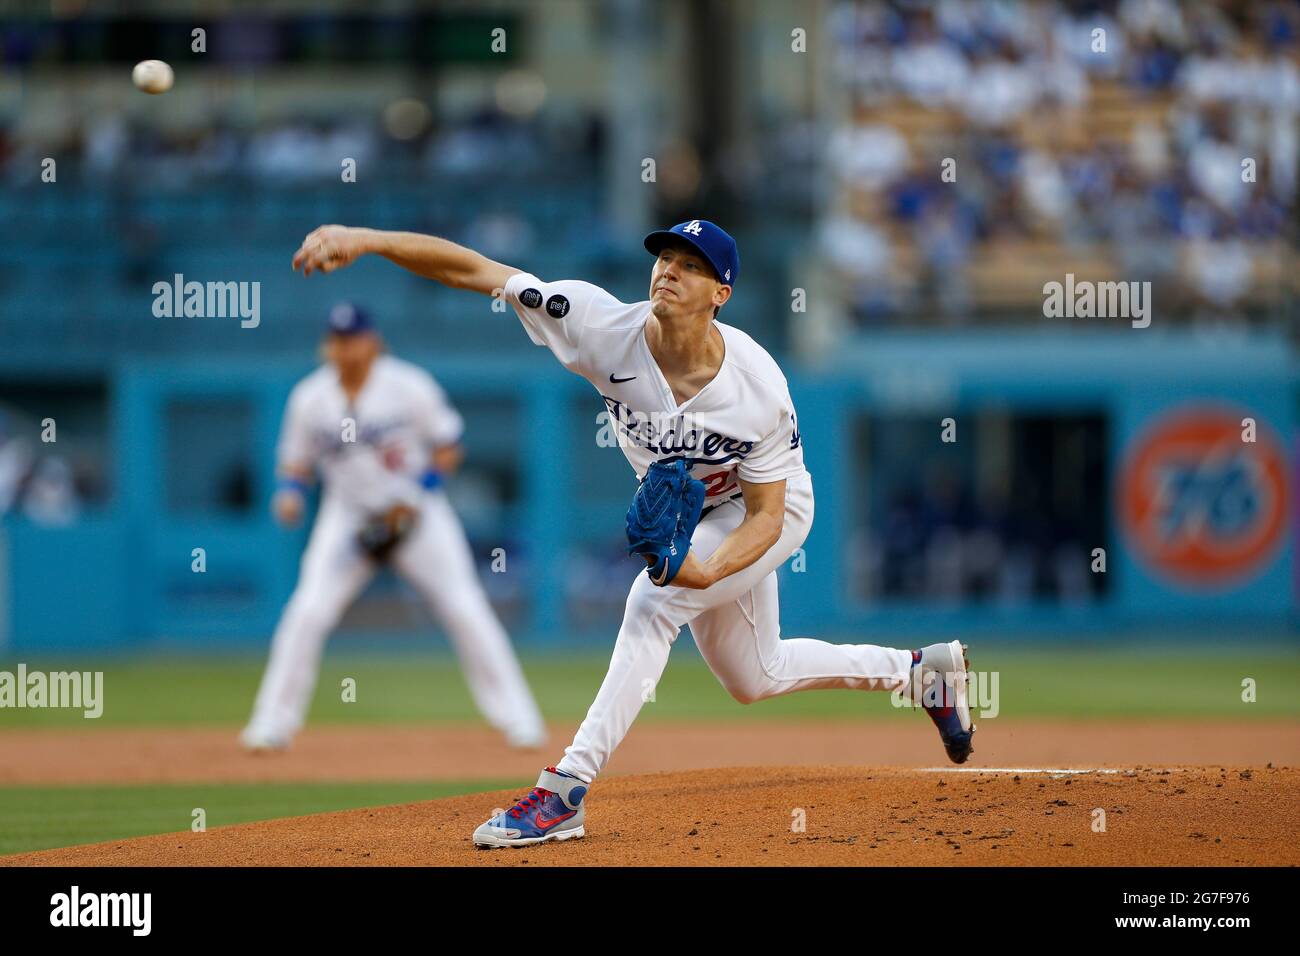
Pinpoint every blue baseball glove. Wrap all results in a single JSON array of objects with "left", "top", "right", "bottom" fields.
[{"left": 625, "top": 459, "right": 707, "bottom": 587}]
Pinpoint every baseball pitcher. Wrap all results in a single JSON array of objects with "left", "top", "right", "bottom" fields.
[
  {"left": 240, "top": 302, "right": 547, "bottom": 752},
  {"left": 290, "top": 222, "right": 974, "bottom": 847}
]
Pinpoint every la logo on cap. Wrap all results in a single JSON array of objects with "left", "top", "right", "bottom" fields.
[{"left": 683, "top": 220, "right": 703, "bottom": 236}]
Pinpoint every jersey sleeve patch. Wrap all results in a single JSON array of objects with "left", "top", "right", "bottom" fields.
[{"left": 504, "top": 272, "right": 606, "bottom": 372}]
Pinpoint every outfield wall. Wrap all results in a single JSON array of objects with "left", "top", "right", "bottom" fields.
[{"left": 2, "top": 330, "right": 1294, "bottom": 651}]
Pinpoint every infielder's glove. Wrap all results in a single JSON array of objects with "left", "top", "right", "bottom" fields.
[
  {"left": 625, "top": 459, "right": 706, "bottom": 587},
  {"left": 357, "top": 504, "right": 419, "bottom": 562}
]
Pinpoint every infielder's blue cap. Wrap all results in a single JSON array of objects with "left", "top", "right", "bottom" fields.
[
  {"left": 327, "top": 301, "right": 373, "bottom": 335},
  {"left": 643, "top": 219, "right": 739, "bottom": 287}
]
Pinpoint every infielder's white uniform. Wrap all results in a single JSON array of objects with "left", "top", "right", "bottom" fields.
[
  {"left": 504, "top": 274, "right": 913, "bottom": 782},
  {"left": 243, "top": 354, "right": 546, "bottom": 747}
]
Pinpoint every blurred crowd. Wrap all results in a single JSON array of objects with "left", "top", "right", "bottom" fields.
[
  {"left": 850, "top": 477, "right": 1101, "bottom": 604},
  {"left": 848, "top": 416, "right": 1107, "bottom": 604},
  {"left": 824, "top": 0, "right": 1299, "bottom": 324},
  {"left": 0, "top": 104, "right": 605, "bottom": 189}
]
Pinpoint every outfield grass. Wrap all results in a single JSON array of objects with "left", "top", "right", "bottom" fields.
[
  {"left": 1, "top": 646, "right": 1296, "bottom": 856},
  {"left": 0, "top": 645, "right": 1297, "bottom": 728},
  {"left": 0, "top": 780, "right": 513, "bottom": 856}
]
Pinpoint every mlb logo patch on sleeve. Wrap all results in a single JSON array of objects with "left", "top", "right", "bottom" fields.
[{"left": 546, "top": 294, "right": 570, "bottom": 318}]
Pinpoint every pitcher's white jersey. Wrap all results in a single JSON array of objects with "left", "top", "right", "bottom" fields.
[
  {"left": 489, "top": 270, "right": 922, "bottom": 796},
  {"left": 504, "top": 273, "right": 806, "bottom": 502},
  {"left": 277, "top": 355, "right": 463, "bottom": 513}
]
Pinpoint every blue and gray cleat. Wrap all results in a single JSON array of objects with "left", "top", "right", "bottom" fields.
[
  {"left": 473, "top": 767, "right": 587, "bottom": 848},
  {"left": 908, "top": 640, "right": 976, "bottom": 764}
]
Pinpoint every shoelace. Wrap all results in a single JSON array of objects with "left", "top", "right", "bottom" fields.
[{"left": 508, "top": 787, "right": 555, "bottom": 818}]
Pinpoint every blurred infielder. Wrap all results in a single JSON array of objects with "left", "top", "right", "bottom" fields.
[
  {"left": 291, "top": 221, "right": 974, "bottom": 847},
  {"left": 240, "top": 302, "right": 546, "bottom": 752}
]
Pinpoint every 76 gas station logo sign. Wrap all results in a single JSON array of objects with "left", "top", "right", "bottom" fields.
[{"left": 1119, "top": 407, "right": 1287, "bottom": 589}]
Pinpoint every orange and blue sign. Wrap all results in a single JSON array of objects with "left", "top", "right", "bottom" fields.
[{"left": 1118, "top": 405, "right": 1288, "bottom": 591}]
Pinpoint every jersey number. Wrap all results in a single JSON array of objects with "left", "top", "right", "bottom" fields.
[{"left": 700, "top": 469, "right": 737, "bottom": 498}]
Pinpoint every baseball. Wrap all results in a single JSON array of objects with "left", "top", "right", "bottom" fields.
[{"left": 131, "top": 59, "right": 174, "bottom": 95}]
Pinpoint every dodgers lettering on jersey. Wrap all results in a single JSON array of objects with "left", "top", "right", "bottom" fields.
[
  {"left": 277, "top": 355, "right": 464, "bottom": 512},
  {"left": 504, "top": 272, "right": 806, "bottom": 499}
]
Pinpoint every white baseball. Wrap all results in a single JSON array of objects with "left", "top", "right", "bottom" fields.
[{"left": 132, "top": 60, "right": 174, "bottom": 95}]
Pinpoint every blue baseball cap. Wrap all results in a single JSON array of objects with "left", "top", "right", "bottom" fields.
[
  {"left": 643, "top": 219, "right": 739, "bottom": 287},
  {"left": 327, "top": 301, "right": 373, "bottom": 336}
]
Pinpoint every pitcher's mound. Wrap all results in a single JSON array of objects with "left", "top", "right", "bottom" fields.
[{"left": 4, "top": 766, "right": 1295, "bottom": 866}]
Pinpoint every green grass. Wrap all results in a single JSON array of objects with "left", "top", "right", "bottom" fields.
[
  {"left": 0, "top": 780, "right": 512, "bottom": 857},
  {"left": 0, "top": 644, "right": 1296, "bottom": 727},
  {"left": 1, "top": 645, "right": 1296, "bottom": 856}
]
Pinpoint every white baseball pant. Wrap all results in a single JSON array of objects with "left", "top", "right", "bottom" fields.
[
  {"left": 557, "top": 471, "right": 914, "bottom": 783},
  {"left": 245, "top": 489, "right": 545, "bottom": 743}
]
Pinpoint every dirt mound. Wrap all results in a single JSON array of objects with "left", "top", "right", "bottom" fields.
[
  {"left": 2, "top": 720, "right": 1297, "bottom": 785},
  {"left": 5, "top": 766, "right": 1295, "bottom": 866}
]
